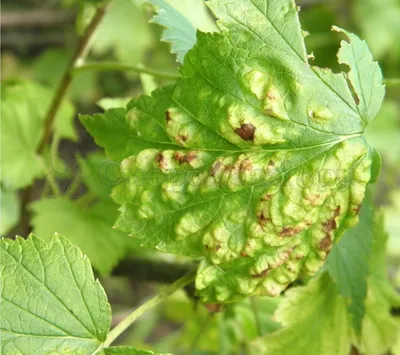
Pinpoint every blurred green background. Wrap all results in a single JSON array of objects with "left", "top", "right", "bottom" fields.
[{"left": 1, "top": 0, "right": 399, "bottom": 353}]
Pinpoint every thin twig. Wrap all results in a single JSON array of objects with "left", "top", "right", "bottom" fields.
[
  {"left": 103, "top": 270, "right": 196, "bottom": 348},
  {"left": 73, "top": 62, "right": 179, "bottom": 80},
  {"left": 36, "top": 4, "right": 109, "bottom": 155}
]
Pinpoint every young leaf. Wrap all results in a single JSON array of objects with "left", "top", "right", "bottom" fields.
[
  {"left": 147, "top": 0, "right": 197, "bottom": 63},
  {"left": 325, "top": 192, "right": 374, "bottom": 335},
  {"left": 0, "top": 80, "right": 76, "bottom": 189},
  {"left": 250, "top": 273, "right": 351, "bottom": 355},
  {"left": 81, "top": 0, "right": 384, "bottom": 303},
  {"left": 0, "top": 234, "right": 111, "bottom": 354}
]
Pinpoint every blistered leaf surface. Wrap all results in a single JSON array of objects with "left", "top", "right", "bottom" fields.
[
  {"left": 0, "top": 234, "right": 111, "bottom": 354},
  {"left": 82, "top": 0, "right": 384, "bottom": 302}
]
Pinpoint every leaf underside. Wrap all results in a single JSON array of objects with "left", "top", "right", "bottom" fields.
[{"left": 80, "top": 0, "right": 384, "bottom": 303}]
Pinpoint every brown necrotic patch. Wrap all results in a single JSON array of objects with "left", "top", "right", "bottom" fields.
[
  {"left": 165, "top": 110, "right": 172, "bottom": 123},
  {"left": 173, "top": 151, "right": 197, "bottom": 165},
  {"left": 319, "top": 235, "right": 332, "bottom": 252},
  {"left": 235, "top": 123, "right": 255, "bottom": 141},
  {"left": 280, "top": 226, "right": 303, "bottom": 237},
  {"left": 209, "top": 162, "right": 222, "bottom": 177}
]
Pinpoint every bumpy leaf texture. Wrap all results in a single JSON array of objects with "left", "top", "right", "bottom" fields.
[{"left": 81, "top": 0, "right": 384, "bottom": 303}]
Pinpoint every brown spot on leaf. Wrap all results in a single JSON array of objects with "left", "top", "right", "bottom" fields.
[
  {"left": 176, "top": 135, "right": 188, "bottom": 144},
  {"left": 165, "top": 110, "right": 172, "bottom": 123},
  {"left": 353, "top": 205, "right": 361, "bottom": 215},
  {"left": 261, "top": 193, "right": 272, "bottom": 201},
  {"left": 268, "top": 160, "right": 275, "bottom": 167},
  {"left": 240, "top": 251, "right": 249, "bottom": 257},
  {"left": 280, "top": 226, "right": 303, "bottom": 237},
  {"left": 215, "top": 244, "right": 221, "bottom": 251},
  {"left": 320, "top": 234, "right": 332, "bottom": 252},
  {"left": 235, "top": 123, "right": 255, "bottom": 141},
  {"left": 173, "top": 151, "right": 197, "bottom": 165},
  {"left": 323, "top": 206, "right": 341, "bottom": 233},
  {"left": 209, "top": 162, "right": 222, "bottom": 177},
  {"left": 155, "top": 153, "right": 167, "bottom": 169},
  {"left": 174, "top": 152, "right": 186, "bottom": 164},
  {"left": 205, "top": 304, "right": 222, "bottom": 313},
  {"left": 257, "top": 212, "right": 271, "bottom": 226},
  {"left": 204, "top": 244, "right": 209, "bottom": 249},
  {"left": 253, "top": 269, "right": 269, "bottom": 278},
  {"left": 240, "top": 159, "right": 253, "bottom": 171}
]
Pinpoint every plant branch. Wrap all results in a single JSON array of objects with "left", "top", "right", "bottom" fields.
[
  {"left": 73, "top": 62, "right": 179, "bottom": 80},
  {"left": 36, "top": 4, "right": 109, "bottom": 155},
  {"left": 103, "top": 270, "right": 196, "bottom": 347},
  {"left": 384, "top": 78, "right": 400, "bottom": 87}
]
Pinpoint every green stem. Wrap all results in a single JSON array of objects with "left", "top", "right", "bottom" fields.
[
  {"left": 103, "top": 270, "right": 196, "bottom": 348},
  {"left": 73, "top": 62, "right": 179, "bottom": 80},
  {"left": 384, "top": 78, "right": 400, "bottom": 87}
]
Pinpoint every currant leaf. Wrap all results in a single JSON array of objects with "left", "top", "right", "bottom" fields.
[
  {"left": 0, "top": 234, "right": 111, "bottom": 354},
  {"left": 81, "top": 0, "right": 384, "bottom": 303},
  {"left": 325, "top": 192, "right": 374, "bottom": 335},
  {"left": 1, "top": 80, "right": 76, "bottom": 189},
  {"left": 147, "top": 0, "right": 197, "bottom": 63}
]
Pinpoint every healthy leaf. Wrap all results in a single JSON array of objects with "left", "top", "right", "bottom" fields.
[
  {"left": 0, "top": 234, "right": 111, "bottom": 354},
  {"left": 250, "top": 273, "right": 352, "bottom": 355},
  {"left": 30, "top": 154, "right": 136, "bottom": 275},
  {"left": 0, "top": 80, "right": 76, "bottom": 189},
  {"left": 325, "top": 192, "right": 374, "bottom": 335},
  {"left": 82, "top": 0, "right": 384, "bottom": 303},
  {"left": 147, "top": 0, "right": 197, "bottom": 63},
  {"left": 29, "top": 197, "right": 131, "bottom": 276},
  {"left": 92, "top": 0, "right": 153, "bottom": 64},
  {"left": 0, "top": 187, "right": 20, "bottom": 236},
  {"left": 359, "top": 212, "right": 400, "bottom": 355}
]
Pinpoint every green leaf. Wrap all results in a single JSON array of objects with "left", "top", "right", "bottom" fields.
[
  {"left": 0, "top": 80, "right": 76, "bottom": 189},
  {"left": 98, "top": 97, "right": 132, "bottom": 111},
  {"left": 0, "top": 187, "right": 20, "bottom": 236},
  {"left": 383, "top": 189, "right": 400, "bottom": 258},
  {"left": 365, "top": 100, "right": 400, "bottom": 166},
  {"left": 333, "top": 26, "right": 385, "bottom": 125},
  {"left": 79, "top": 86, "right": 176, "bottom": 161},
  {"left": 251, "top": 273, "right": 351, "bottom": 355},
  {"left": 358, "top": 212, "right": 400, "bottom": 355},
  {"left": 82, "top": 0, "right": 384, "bottom": 303},
  {"left": 0, "top": 234, "right": 111, "bottom": 354},
  {"left": 102, "top": 346, "right": 163, "bottom": 354},
  {"left": 92, "top": 0, "right": 153, "bottom": 64},
  {"left": 147, "top": 0, "right": 197, "bottom": 63},
  {"left": 29, "top": 196, "right": 131, "bottom": 276},
  {"left": 325, "top": 192, "right": 374, "bottom": 335},
  {"left": 354, "top": 0, "right": 400, "bottom": 59}
]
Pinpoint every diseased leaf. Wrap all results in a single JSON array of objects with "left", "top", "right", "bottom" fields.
[
  {"left": 81, "top": 0, "right": 384, "bottom": 303},
  {"left": 250, "top": 273, "right": 351, "bottom": 355},
  {"left": 325, "top": 192, "right": 374, "bottom": 335},
  {"left": 147, "top": 0, "right": 197, "bottom": 63},
  {"left": 0, "top": 80, "right": 76, "bottom": 189},
  {"left": 0, "top": 234, "right": 111, "bottom": 354}
]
